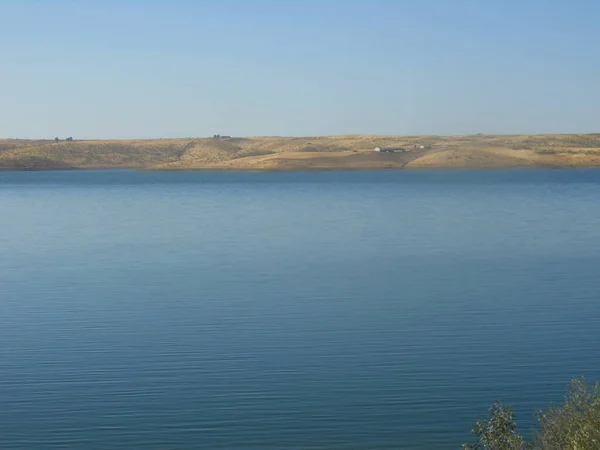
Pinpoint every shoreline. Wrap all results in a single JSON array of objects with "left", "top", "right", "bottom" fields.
[{"left": 1, "top": 164, "right": 592, "bottom": 173}]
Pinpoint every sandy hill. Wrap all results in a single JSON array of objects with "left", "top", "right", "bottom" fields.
[{"left": 1, "top": 134, "right": 600, "bottom": 171}]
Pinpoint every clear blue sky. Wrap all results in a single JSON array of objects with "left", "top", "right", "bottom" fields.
[{"left": 1, "top": 0, "right": 599, "bottom": 138}]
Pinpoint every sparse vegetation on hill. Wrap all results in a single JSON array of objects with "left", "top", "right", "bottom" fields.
[
  {"left": 0, "top": 139, "right": 188, "bottom": 170},
  {"left": 1, "top": 134, "right": 600, "bottom": 171}
]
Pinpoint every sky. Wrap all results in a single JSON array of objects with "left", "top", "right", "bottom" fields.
[{"left": 1, "top": 0, "right": 599, "bottom": 139}]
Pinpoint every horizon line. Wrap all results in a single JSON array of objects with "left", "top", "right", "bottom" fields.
[{"left": 3, "top": 132, "right": 600, "bottom": 141}]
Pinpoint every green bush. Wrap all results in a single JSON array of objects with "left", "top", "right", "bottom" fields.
[
  {"left": 462, "top": 403, "right": 531, "bottom": 450},
  {"left": 464, "top": 378, "right": 600, "bottom": 450},
  {"left": 536, "top": 379, "right": 600, "bottom": 450}
]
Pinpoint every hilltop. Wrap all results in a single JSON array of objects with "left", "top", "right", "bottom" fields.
[{"left": 1, "top": 134, "right": 600, "bottom": 171}]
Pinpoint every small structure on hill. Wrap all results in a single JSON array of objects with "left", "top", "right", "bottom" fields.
[
  {"left": 213, "top": 135, "right": 232, "bottom": 139},
  {"left": 374, "top": 147, "right": 407, "bottom": 153}
]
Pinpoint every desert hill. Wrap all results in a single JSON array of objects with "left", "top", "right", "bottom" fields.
[{"left": 1, "top": 134, "right": 600, "bottom": 171}]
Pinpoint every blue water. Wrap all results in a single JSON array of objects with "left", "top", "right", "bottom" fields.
[{"left": 1, "top": 170, "right": 599, "bottom": 449}]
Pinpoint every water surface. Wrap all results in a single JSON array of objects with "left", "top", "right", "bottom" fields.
[{"left": 1, "top": 170, "right": 599, "bottom": 449}]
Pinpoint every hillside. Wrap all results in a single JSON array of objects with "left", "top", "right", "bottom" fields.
[{"left": 1, "top": 134, "right": 600, "bottom": 171}]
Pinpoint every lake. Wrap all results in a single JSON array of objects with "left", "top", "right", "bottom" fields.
[{"left": 1, "top": 170, "right": 599, "bottom": 449}]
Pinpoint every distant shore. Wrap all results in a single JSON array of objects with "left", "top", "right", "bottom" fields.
[{"left": 2, "top": 134, "right": 600, "bottom": 171}]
